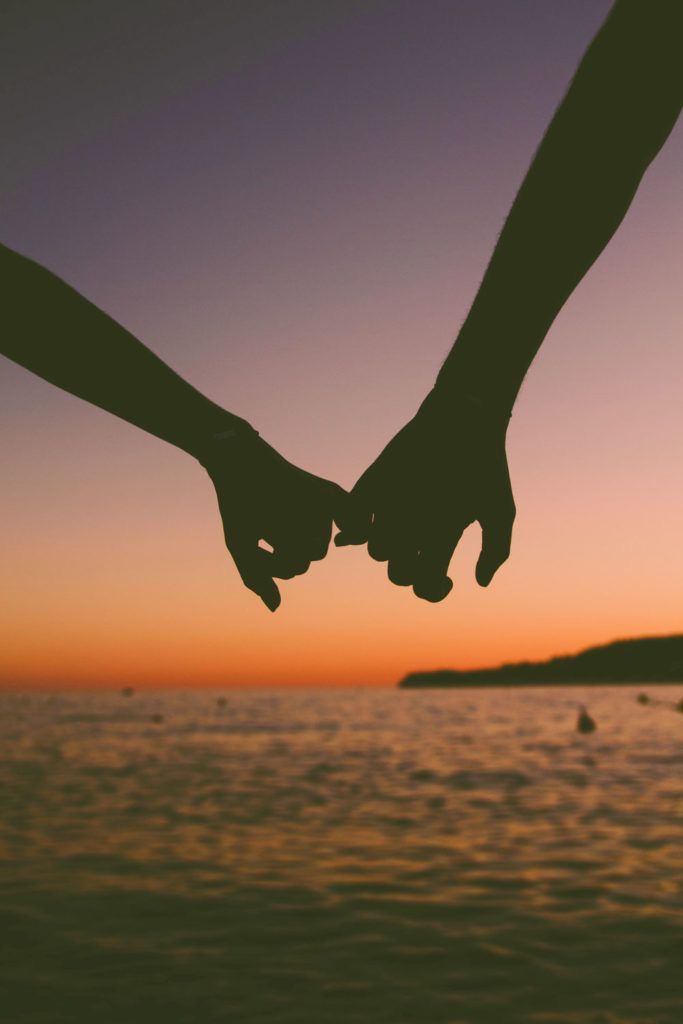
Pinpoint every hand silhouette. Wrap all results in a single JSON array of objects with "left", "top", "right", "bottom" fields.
[
  {"left": 1, "top": 246, "right": 349, "bottom": 612},
  {"left": 200, "top": 429, "right": 349, "bottom": 611},
  {"left": 331, "top": 0, "right": 680, "bottom": 606},
  {"left": 335, "top": 392, "right": 515, "bottom": 601}
]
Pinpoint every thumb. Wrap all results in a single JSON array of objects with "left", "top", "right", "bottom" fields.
[{"left": 475, "top": 505, "right": 514, "bottom": 587}]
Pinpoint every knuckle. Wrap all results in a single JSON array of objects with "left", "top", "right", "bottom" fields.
[
  {"left": 414, "top": 577, "right": 452, "bottom": 602},
  {"left": 367, "top": 541, "right": 389, "bottom": 562},
  {"left": 388, "top": 566, "right": 413, "bottom": 587}
]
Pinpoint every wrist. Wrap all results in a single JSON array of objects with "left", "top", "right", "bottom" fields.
[
  {"left": 421, "top": 380, "right": 512, "bottom": 438},
  {"left": 192, "top": 415, "right": 261, "bottom": 471},
  {"left": 435, "top": 336, "right": 516, "bottom": 410}
]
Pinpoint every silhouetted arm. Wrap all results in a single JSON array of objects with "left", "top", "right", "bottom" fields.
[
  {"left": 1, "top": 243, "right": 347, "bottom": 609},
  {"left": 0, "top": 243, "right": 255, "bottom": 453},
  {"left": 436, "top": 0, "right": 682, "bottom": 413},
  {"left": 336, "top": 0, "right": 682, "bottom": 600}
]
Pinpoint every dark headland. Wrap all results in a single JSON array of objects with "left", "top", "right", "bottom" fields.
[{"left": 399, "top": 634, "right": 683, "bottom": 688}]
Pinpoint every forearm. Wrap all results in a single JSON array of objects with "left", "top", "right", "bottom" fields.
[
  {"left": 436, "top": 0, "right": 682, "bottom": 414},
  {"left": 0, "top": 244, "right": 251, "bottom": 457}
]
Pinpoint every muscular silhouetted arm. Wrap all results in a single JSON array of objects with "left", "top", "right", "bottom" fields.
[
  {"left": 337, "top": 0, "right": 682, "bottom": 600},
  {"left": 437, "top": 0, "right": 682, "bottom": 413},
  {"left": 1, "top": 243, "right": 347, "bottom": 609}
]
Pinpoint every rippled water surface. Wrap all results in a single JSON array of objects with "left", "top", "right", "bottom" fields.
[{"left": 1, "top": 687, "right": 682, "bottom": 1024}]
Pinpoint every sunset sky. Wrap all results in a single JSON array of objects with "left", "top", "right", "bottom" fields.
[{"left": 1, "top": 0, "right": 681, "bottom": 689}]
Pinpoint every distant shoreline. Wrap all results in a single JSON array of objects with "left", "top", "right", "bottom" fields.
[
  {"left": 399, "top": 679, "right": 683, "bottom": 689},
  {"left": 399, "top": 634, "right": 683, "bottom": 689}
]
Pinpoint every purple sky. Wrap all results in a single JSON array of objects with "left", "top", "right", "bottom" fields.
[{"left": 1, "top": 1, "right": 681, "bottom": 687}]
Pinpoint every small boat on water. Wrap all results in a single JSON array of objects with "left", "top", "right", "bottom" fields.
[{"left": 577, "top": 706, "right": 596, "bottom": 733}]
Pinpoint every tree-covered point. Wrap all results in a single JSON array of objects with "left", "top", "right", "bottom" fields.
[{"left": 399, "top": 635, "right": 683, "bottom": 688}]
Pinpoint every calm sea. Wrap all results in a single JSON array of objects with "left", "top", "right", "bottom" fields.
[{"left": 1, "top": 687, "right": 682, "bottom": 1024}]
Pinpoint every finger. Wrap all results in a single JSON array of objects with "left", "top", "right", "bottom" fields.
[
  {"left": 271, "top": 556, "right": 311, "bottom": 579},
  {"left": 308, "top": 522, "right": 333, "bottom": 561},
  {"left": 334, "top": 529, "right": 370, "bottom": 548},
  {"left": 367, "top": 513, "right": 394, "bottom": 563},
  {"left": 476, "top": 506, "right": 515, "bottom": 587},
  {"left": 228, "top": 535, "right": 281, "bottom": 611},
  {"left": 413, "top": 527, "right": 464, "bottom": 602},
  {"left": 267, "top": 519, "right": 323, "bottom": 577},
  {"left": 368, "top": 502, "right": 421, "bottom": 568},
  {"left": 301, "top": 489, "right": 339, "bottom": 560},
  {"left": 387, "top": 548, "right": 420, "bottom": 587},
  {"left": 269, "top": 541, "right": 312, "bottom": 580},
  {"left": 367, "top": 533, "right": 388, "bottom": 562},
  {"left": 324, "top": 481, "right": 355, "bottom": 535},
  {"left": 271, "top": 517, "right": 333, "bottom": 570},
  {"left": 333, "top": 468, "right": 376, "bottom": 547}
]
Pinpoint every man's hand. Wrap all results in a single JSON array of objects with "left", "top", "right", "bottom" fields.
[
  {"left": 335, "top": 392, "right": 515, "bottom": 601},
  {"left": 201, "top": 431, "right": 348, "bottom": 611}
]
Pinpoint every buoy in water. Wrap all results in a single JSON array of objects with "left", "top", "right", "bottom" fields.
[
  {"left": 637, "top": 693, "right": 650, "bottom": 705},
  {"left": 577, "top": 706, "right": 596, "bottom": 733}
]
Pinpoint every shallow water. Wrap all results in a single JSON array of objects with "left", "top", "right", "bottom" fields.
[{"left": 1, "top": 686, "right": 682, "bottom": 1024}]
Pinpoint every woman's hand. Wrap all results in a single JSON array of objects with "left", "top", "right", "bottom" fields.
[
  {"left": 201, "top": 430, "right": 349, "bottom": 610},
  {"left": 335, "top": 392, "right": 515, "bottom": 601}
]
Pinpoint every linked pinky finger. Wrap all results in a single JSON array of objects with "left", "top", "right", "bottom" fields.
[{"left": 334, "top": 470, "right": 376, "bottom": 546}]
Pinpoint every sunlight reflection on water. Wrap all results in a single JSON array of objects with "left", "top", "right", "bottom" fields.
[{"left": 1, "top": 687, "right": 682, "bottom": 1023}]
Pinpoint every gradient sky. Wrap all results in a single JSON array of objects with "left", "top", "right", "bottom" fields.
[{"left": 1, "top": 0, "right": 681, "bottom": 689}]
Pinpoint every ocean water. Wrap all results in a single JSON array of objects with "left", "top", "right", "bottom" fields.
[{"left": 1, "top": 686, "right": 682, "bottom": 1024}]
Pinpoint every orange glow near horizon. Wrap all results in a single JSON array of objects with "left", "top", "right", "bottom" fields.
[{"left": 1, "top": 3, "right": 681, "bottom": 690}]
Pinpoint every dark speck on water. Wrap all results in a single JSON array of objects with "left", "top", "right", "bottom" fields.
[{"left": 1, "top": 686, "right": 682, "bottom": 1024}]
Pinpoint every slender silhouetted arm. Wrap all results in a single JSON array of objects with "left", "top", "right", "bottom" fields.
[
  {"left": 1, "top": 243, "right": 347, "bottom": 609},
  {"left": 0, "top": 242, "right": 251, "bottom": 454},
  {"left": 336, "top": 0, "right": 682, "bottom": 600}
]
